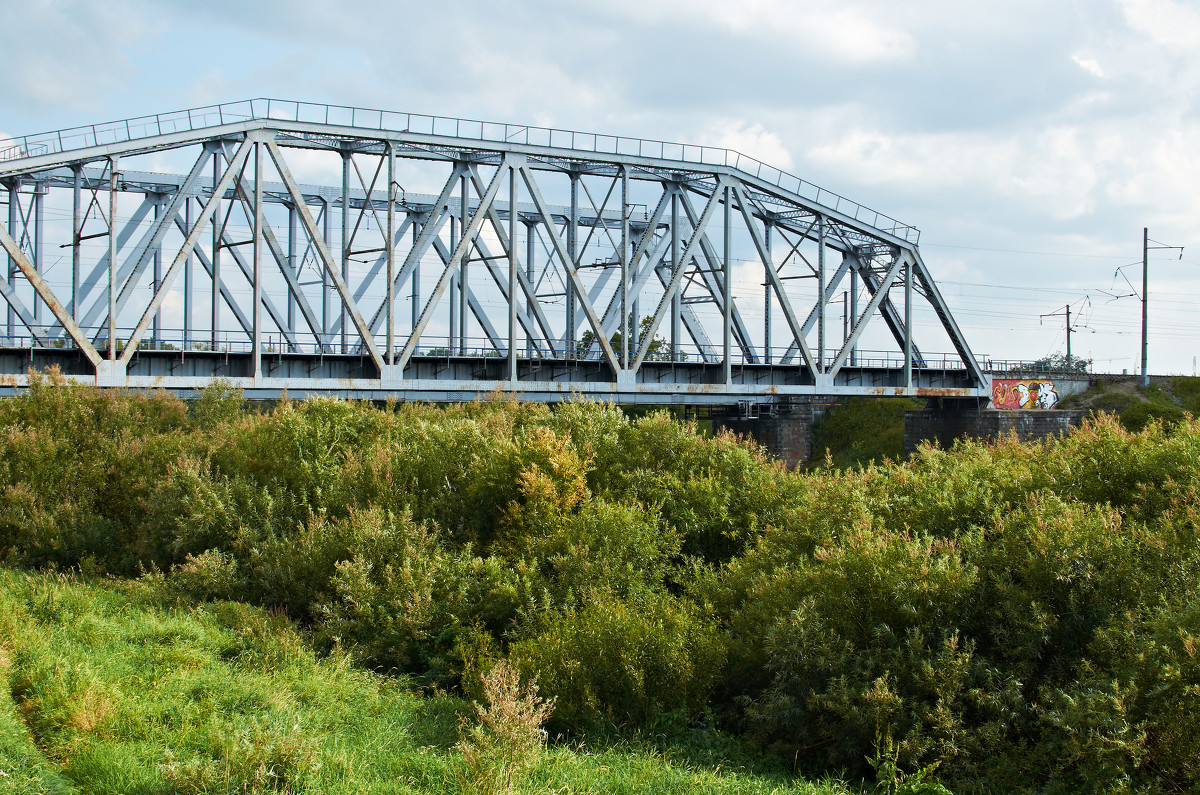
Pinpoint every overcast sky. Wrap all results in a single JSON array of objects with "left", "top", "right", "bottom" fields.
[{"left": 2, "top": 0, "right": 1199, "bottom": 374}]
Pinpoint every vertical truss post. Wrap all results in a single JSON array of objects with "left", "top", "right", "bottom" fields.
[
  {"left": 567, "top": 172, "right": 578, "bottom": 354},
  {"left": 211, "top": 153, "right": 221, "bottom": 347},
  {"left": 448, "top": 214, "right": 458, "bottom": 351},
  {"left": 460, "top": 172, "right": 469, "bottom": 353},
  {"left": 904, "top": 252, "right": 913, "bottom": 387},
  {"left": 340, "top": 150, "right": 350, "bottom": 354},
  {"left": 108, "top": 158, "right": 118, "bottom": 360},
  {"left": 849, "top": 259, "right": 858, "bottom": 366},
  {"left": 670, "top": 188, "right": 680, "bottom": 358},
  {"left": 151, "top": 196, "right": 161, "bottom": 343},
  {"left": 287, "top": 203, "right": 297, "bottom": 336},
  {"left": 248, "top": 144, "right": 260, "bottom": 379},
  {"left": 723, "top": 184, "right": 732, "bottom": 385},
  {"left": 320, "top": 198, "right": 330, "bottom": 349},
  {"left": 184, "top": 200, "right": 192, "bottom": 347},
  {"left": 32, "top": 183, "right": 43, "bottom": 328},
  {"left": 764, "top": 220, "right": 772, "bottom": 364},
  {"left": 386, "top": 143, "right": 396, "bottom": 366},
  {"left": 525, "top": 219, "right": 535, "bottom": 357},
  {"left": 6, "top": 179, "right": 16, "bottom": 339},
  {"left": 411, "top": 214, "right": 420, "bottom": 331},
  {"left": 71, "top": 167, "right": 81, "bottom": 319},
  {"left": 508, "top": 166, "right": 517, "bottom": 381},
  {"left": 817, "top": 215, "right": 826, "bottom": 374},
  {"left": 620, "top": 167, "right": 629, "bottom": 370}
]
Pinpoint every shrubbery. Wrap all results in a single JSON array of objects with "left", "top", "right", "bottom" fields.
[{"left": 4, "top": 371, "right": 1200, "bottom": 792}]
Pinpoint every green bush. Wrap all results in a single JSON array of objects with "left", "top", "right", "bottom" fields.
[
  {"left": 8, "top": 377, "right": 1200, "bottom": 791},
  {"left": 511, "top": 592, "right": 727, "bottom": 733},
  {"left": 809, "top": 397, "right": 923, "bottom": 468},
  {"left": 741, "top": 531, "right": 994, "bottom": 777}
]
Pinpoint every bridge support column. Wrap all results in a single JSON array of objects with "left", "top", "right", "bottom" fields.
[{"left": 713, "top": 401, "right": 835, "bottom": 468}]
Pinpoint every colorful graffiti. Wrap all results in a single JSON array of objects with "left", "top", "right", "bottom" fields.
[{"left": 992, "top": 379, "right": 1059, "bottom": 409}]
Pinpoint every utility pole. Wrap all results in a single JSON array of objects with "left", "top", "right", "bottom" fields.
[
  {"left": 1143, "top": 228, "right": 1148, "bottom": 386},
  {"left": 1142, "top": 228, "right": 1184, "bottom": 387},
  {"left": 1040, "top": 303, "right": 1075, "bottom": 365}
]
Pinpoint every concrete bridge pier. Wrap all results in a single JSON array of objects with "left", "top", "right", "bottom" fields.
[{"left": 712, "top": 400, "right": 836, "bottom": 468}]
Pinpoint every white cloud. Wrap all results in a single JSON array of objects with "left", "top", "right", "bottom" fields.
[
  {"left": 0, "top": 0, "right": 163, "bottom": 113},
  {"left": 1119, "top": 0, "right": 1200, "bottom": 48},
  {"left": 1072, "top": 54, "right": 1105, "bottom": 78},
  {"left": 703, "top": 121, "right": 795, "bottom": 170},
  {"left": 607, "top": 0, "right": 916, "bottom": 63},
  {"left": 5, "top": 1, "right": 1200, "bottom": 371}
]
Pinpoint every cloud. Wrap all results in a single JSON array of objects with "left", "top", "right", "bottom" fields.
[
  {"left": 606, "top": 0, "right": 917, "bottom": 64},
  {"left": 1072, "top": 54, "right": 1105, "bottom": 78},
  {"left": 0, "top": 0, "right": 163, "bottom": 114},
  {"left": 703, "top": 121, "right": 795, "bottom": 170},
  {"left": 5, "top": 1, "right": 1200, "bottom": 371},
  {"left": 1119, "top": 0, "right": 1200, "bottom": 48}
]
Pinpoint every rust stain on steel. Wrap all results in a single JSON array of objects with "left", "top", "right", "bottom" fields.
[{"left": 914, "top": 387, "right": 979, "bottom": 397}]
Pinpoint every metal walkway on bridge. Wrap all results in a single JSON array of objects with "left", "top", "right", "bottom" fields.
[{"left": 0, "top": 99, "right": 987, "bottom": 403}]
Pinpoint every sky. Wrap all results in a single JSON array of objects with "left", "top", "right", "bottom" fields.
[{"left": 1, "top": 0, "right": 1199, "bottom": 374}]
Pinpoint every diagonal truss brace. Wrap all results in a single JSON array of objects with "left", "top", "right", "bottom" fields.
[
  {"left": 632, "top": 180, "right": 724, "bottom": 371},
  {"left": 398, "top": 158, "right": 513, "bottom": 369},
  {"left": 0, "top": 224, "right": 102, "bottom": 366},
  {"left": 733, "top": 182, "right": 819, "bottom": 379},
  {"left": 366, "top": 163, "right": 465, "bottom": 336},
  {"left": 266, "top": 139, "right": 383, "bottom": 370},
  {"left": 520, "top": 163, "right": 621, "bottom": 373},
  {"left": 121, "top": 138, "right": 255, "bottom": 364},
  {"left": 675, "top": 185, "right": 759, "bottom": 362},
  {"left": 913, "top": 249, "right": 984, "bottom": 384},
  {"left": 825, "top": 252, "right": 909, "bottom": 379}
]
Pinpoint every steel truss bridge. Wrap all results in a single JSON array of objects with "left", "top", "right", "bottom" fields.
[{"left": 0, "top": 99, "right": 987, "bottom": 403}]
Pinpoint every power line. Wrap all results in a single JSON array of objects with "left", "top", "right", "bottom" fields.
[{"left": 922, "top": 242, "right": 1129, "bottom": 259}]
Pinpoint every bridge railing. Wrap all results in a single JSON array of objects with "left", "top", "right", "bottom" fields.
[
  {"left": 0, "top": 98, "right": 919, "bottom": 244},
  {"left": 0, "top": 327, "right": 1000, "bottom": 375}
]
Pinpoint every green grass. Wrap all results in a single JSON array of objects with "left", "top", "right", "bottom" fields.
[
  {"left": 1060, "top": 379, "right": 1197, "bottom": 432},
  {"left": 0, "top": 569, "right": 850, "bottom": 795}
]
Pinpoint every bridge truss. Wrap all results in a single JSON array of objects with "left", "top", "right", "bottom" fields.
[{"left": 0, "top": 99, "right": 987, "bottom": 403}]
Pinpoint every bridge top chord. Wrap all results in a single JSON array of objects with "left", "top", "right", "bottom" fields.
[{"left": 0, "top": 98, "right": 919, "bottom": 245}]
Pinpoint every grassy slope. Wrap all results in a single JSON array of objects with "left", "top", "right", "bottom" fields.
[
  {"left": 813, "top": 378, "right": 1200, "bottom": 467},
  {"left": 1059, "top": 376, "right": 1200, "bottom": 431},
  {"left": 0, "top": 569, "right": 847, "bottom": 795}
]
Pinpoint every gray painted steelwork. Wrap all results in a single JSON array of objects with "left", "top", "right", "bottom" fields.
[{"left": 0, "top": 99, "right": 989, "bottom": 403}]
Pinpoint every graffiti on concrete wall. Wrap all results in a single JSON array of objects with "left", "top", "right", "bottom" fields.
[{"left": 992, "top": 379, "right": 1059, "bottom": 409}]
